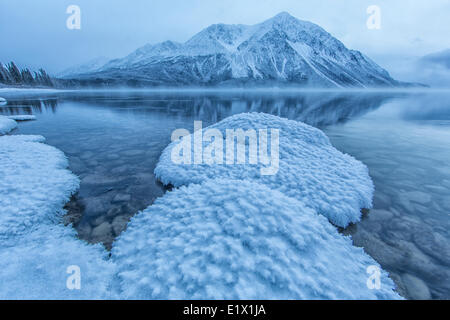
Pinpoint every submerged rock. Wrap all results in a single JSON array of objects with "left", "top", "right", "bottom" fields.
[
  {"left": 368, "top": 209, "right": 394, "bottom": 221},
  {"left": 91, "top": 222, "right": 113, "bottom": 242},
  {"left": 413, "top": 231, "right": 450, "bottom": 266},
  {"left": 112, "top": 215, "right": 130, "bottom": 236},
  {"left": 402, "top": 274, "right": 431, "bottom": 300},
  {"left": 112, "top": 193, "right": 131, "bottom": 203}
]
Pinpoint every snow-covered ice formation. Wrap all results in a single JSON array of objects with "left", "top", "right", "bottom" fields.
[
  {"left": 155, "top": 113, "right": 373, "bottom": 227},
  {"left": 112, "top": 112, "right": 400, "bottom": 299},
  {"left": 0, "top": 135, "right": 78, "bottom": 239},
  {"left": 0, "top": 97, "right": 7, "bottom": 106},
  {"left": 0, "top": 115, "right": 17, "bottom": 135},
  {"left": 7, "top": 115, "right": 36, "bottom": 121},
  {"left": 112, "top": 179, "right": 400, "bottom": 299},
  {"left": 0, "top": 112, "right": 400, "bottom": 299},
  {"left": 0, "top": 225, "right": 115, "bottom": 299},
  {"left": 0, "top": 135, "right": 115, "bottom": 299}
]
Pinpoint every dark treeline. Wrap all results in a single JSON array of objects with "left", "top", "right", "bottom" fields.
[{"left": 0, "top": 61, "right": 54, "bottom": 87}]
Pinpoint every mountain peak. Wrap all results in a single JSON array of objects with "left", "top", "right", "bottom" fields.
[
  {"left": 266, "top": 11, "right": 303, "bottom": 25},
  {"left": 272, "top": 11, "right": 295, "bottom": 20},
  {"left": 259, "top": 11, "right": 322, "bottom": 38}
]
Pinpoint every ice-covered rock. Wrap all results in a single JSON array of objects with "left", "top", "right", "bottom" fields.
[
  {"left": 0, "top": 225, "right": 115, "bottom": 299},
  {"left": 155, "top": 113, "right": 373, "bottom": 227},
  {"left": 7, "top": 115, "right": 36, "bottom": 121},
  {"left": 401, "top": 274, "right": 431, "bottom": 300},
  {"left": 0, "top": 135, "right": 78, "bottom": 239},
  {"left": 0, "top": 135, "right": 115, "bottom": 299},
  {"left": 0, "top": 115, "right": 17, "bottom": 135},
  {"left": 112, "top": 179, "right": 400, "bottom": 299}
]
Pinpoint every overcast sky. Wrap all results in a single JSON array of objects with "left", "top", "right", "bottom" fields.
[{"left": 1, "top": 0, "right": 449, "bottom": 78}]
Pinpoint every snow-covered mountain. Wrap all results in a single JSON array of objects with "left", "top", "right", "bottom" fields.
[
  {"left": 65, "top": 12, "right": 401, "bottom": 87},
  {"left": 58, "top": 56, "right": 110, "bottom": 77}
]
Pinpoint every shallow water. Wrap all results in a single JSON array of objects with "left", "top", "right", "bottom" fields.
[{"left": 1, "top": 90, "right": 449, "bottom": 299}]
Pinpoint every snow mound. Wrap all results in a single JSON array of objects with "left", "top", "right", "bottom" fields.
[
  {"left": 0, "top": 135, "right": 79, "bottom": 240},
  {"left": 155, "top": 113, "right": 373, "bottom": 227},
  {"left": 0, "top": 115, "right": 17, "bottom": 135},
  {"left": 7, "top": 115, "right": 36, "bottom": 121},
  {"left": 0, "top": 225, "right": 115, "bottom": 299},
  {"left": 0, "top": 134, "right": 115, "bottom": 298},
  {"left": 0, "top": 97, "right": 6, "bottom": 106},
  {"left": 112, "top": 179, "right": 400, "bottom": 299}
]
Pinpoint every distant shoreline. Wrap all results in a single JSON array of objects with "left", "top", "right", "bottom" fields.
[{"left": 2, "top": 86, "right": 449, "bottom": 96}]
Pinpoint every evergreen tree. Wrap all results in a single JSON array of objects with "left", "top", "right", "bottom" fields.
[
  {"left": 37, "top": 68, "right": 53, "bottom": 86},
  {"left": 0, "top": 62, "right": 12, "bottom": 84},
  {"left": 7, "top": 62, "right": 22, "bottom": 83},
  {"left": 21, "top": 68, "right": 35, "bottom": 85},
  {"left": 0, "top": 61, "right": 53, "bottom": 87}
]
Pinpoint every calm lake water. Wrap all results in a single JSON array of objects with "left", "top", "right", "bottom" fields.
[{"left": 1, "top": 90, "right": 449, "bottom": 300}]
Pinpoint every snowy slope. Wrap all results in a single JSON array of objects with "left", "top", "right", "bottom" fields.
[
  {"left": 58, "top": 56, "right": 110, "bottom": 77},
  {"left": 155, "top": 113, "right": 373, "bottom": 227},
  {"left": 69, "top": 12, "right": 399, "bottom": 87},
  {"left": 0, "top": 135, "right": 115, "bottom": 299},
  {"left": 100, "top": 41, "right": 183, "bottom": 71},
  {"left": 112, "top": 179, "right": 400, "bottom": 299}
]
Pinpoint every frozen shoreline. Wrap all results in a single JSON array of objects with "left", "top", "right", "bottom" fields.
[
  {"left": 7, "top": 115, "right": 36, "bottom": 121},
  {"left": 1, "top": 86, "right": 448, "bottom": 97},
  {"left": 0, "top": 88, "right": 66, "bottom": 94},
  {"left": 0, "top": 134, "right": 115, "bottom": 299}
]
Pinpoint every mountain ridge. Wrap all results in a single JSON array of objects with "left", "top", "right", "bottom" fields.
[{"left": 61, "top": 12, "right": 403, "bottom": 88}]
